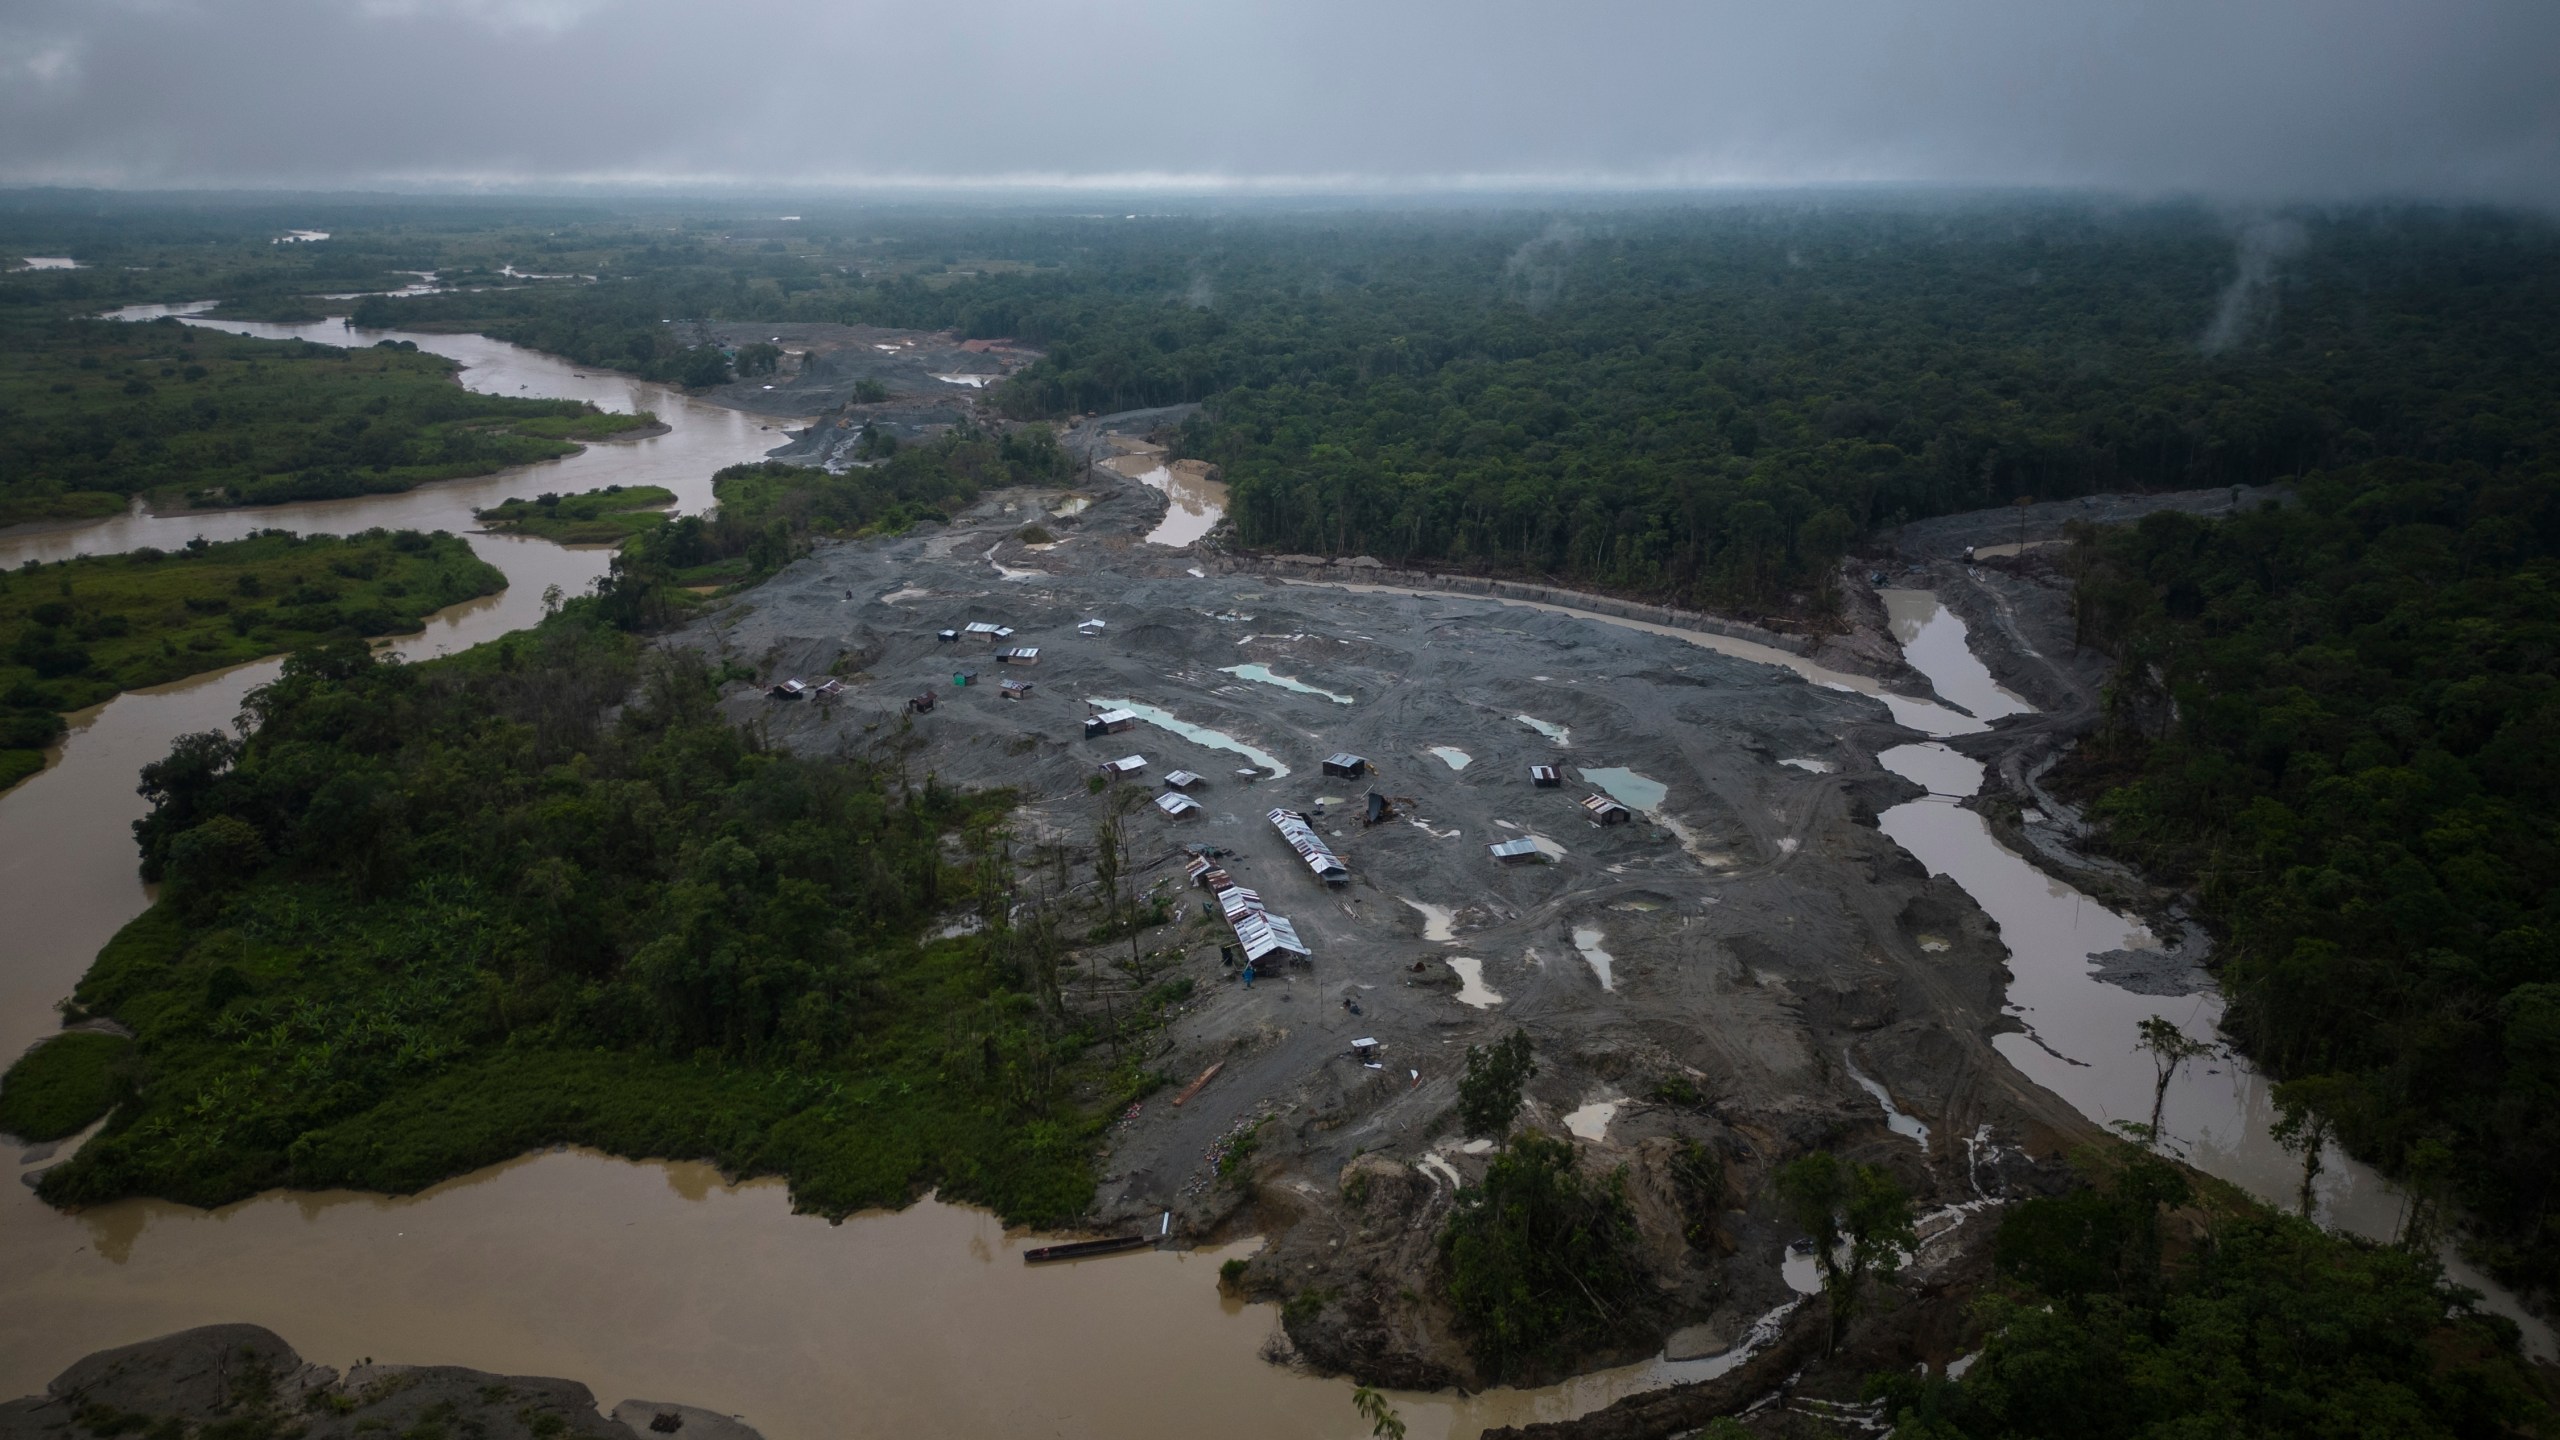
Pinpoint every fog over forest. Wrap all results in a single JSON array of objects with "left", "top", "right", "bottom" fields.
[{"left": 2, "top": 0, "right": 2556, "bottom": 201}]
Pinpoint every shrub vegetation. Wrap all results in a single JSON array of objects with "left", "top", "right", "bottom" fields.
[
  {"left": 0, "top": 317, "right": 655, "bottom": 522},
  {"left": 37, "top": 610, "right": 1099, "bottom": 1223},
  {"left": 0, "top": 528, "right": 500, "bottom": 793}
]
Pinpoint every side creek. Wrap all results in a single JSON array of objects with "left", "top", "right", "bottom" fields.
[
  {"left": 1313, "top": 578, "right": 2555, "bottom": 1361},
  {"left": 1873, "top": 592, "right": 2553, "bottom": 1358}
]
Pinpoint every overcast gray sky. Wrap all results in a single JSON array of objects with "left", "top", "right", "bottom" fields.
[{"left": 3, "top": 0, "right": 2555, "bottom": 201}]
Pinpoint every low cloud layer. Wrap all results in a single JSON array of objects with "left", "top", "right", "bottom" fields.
[{"left": 3, "top": 0, "right": 2556, "bottom": 201}]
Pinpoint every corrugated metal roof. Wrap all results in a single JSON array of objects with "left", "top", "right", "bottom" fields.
[
  {"left": 1156, "top": 792, "right": 1202, "bottom": 816},
  {"left": 1267, "top": 808, "right": 1349, "bottom": 881},
  {"left": 1489, "top": 837, "right": 1547, "bottom": 859}
]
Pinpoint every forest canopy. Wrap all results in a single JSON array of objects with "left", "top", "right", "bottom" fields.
[
  {"left": 337, "top": 202, "right": 2560, "bottom": 615},
  {"left": 36, "top": 613, "right": 1099, "bottom": 1223}
]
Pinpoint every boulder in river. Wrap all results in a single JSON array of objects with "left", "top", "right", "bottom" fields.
[{"left": 0, "top": 1325, "right": 763, "bottom": 1440}]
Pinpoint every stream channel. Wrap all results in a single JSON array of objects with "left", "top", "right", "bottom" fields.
[{"left": 0, "top": 310, "right": 2543, "bottom": 1437}]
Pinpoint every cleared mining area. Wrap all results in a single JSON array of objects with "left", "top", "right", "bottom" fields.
[{"left": 679, "top": 463, "right": 2100, "bottom": 1392}]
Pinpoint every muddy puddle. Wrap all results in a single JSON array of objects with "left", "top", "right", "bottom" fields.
[
  {"left": 1515, "top": 714, "right": 1570, "bottom": 745},
  {"left": 1099, "top": 444, "right": 1227, "bottom": 548},
  {"left": 1570, "top": 926, "right": 1617, "bottom": 990},
  {"left": 1563, "top": 1099, "right": 1623, "bottom": 1142},
  {"left": 1221, "top": 664, "right": 1355, "bottom": 704},
  {"left": 1878, "top": 591, "right": 2031, "bottom": 721},
  {"left": 1446, "top": 958, "right": 1505, "bottom": 1008},
  {"left": 1578, "top": 767, "right": 1667, "bottom": 812},
  {"left": 1403, "top": 899, "right": 1459, "bottom": 941},
  {"left": 1084, "top": 697, "right": 1290, "bottom": 779},
  {"left": 1842, "top": 1050, "right": 1931, "bottom": 1147}
]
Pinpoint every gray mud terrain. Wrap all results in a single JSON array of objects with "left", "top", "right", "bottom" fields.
[{"left": 671, "top": 463, "right": 2099, "bottom": 1387}]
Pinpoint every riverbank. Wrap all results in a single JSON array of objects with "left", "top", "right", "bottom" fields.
[
  {"left": 0, "top": 315, "right": 662, "bottom": 527},
  {"left": 7, "top": 459, "right": 2551, "bottom": 1436},
  {"left": 0, "top": 530, "right": 503, "bottom": 796}
]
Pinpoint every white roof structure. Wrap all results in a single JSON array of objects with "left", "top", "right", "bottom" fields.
[
  {"left": 1489, "top": 837, "right": 1550, "bottom": 861},
  {"left": 1100, "top": 754, "right": 1148, "bottom": 776},
  {"left": 1164, "top": 769, "right": 1203, "bottom": 790},
  {"left": 1090, "top": 707, "right": 1137, "bottom": 726},
  {"left": 1232, "top": 912, "right": 1309, "bottom": 961},
  {"left": 1268, "top": 808, "right": 1349, "bottom": 882},
  {"left": 962, "top": 621, "right": 1007, "bottom": 636},
  {"left": 996, "top": 646, "right": 1040, "bottom": 663},
  {"left": 1156, "top": 792, "right": 1203, "bottom": 817},
  {"left": 1210, "top": 878, "right": 1310, "bottom": 961}
]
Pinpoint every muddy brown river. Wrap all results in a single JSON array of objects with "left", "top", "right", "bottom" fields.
[
  {"left": 0, "top": 312, "right": 1777, "bottom": 1439},
  {"left": 0, "top": 314, "right": 2542, "bottom": 1432}
]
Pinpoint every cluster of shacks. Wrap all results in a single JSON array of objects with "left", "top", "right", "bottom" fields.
[{"left": 1187, "top": 853, "right": 1311, "bottom": 963}]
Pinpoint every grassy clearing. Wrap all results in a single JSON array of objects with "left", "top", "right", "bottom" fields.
[
  {"left": 0, "top": 1031, "right": 132, "bottom": 1142},
  {"left": 474, "top": 484, "right": 675, "bottom": 545},
  {"left": 0, "top": 528, "right": 502, "bottom": 792},
  {"left": 0, "top": 317, "right": 658, "bottom": 522}
]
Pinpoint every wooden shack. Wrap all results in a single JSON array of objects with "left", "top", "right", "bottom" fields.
[{"left": 1581, "top": 794, "right": 1634, "bottom": 825}]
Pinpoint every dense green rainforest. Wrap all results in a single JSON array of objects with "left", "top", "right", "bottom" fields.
[
  {"left": 346, "top": 202, "right": 2560, "bottom": 616},
  {"left": 0, "top": 528, "right": 500, "bottom": 791},
  {"left": 6, "top": 196, "right": 2559, "bottom": 1419},
  {"left": 0, "top": 315, "right": 653, "bottom": 525},
  {"left": 2066, "top": 455, "right": 2560, "bottom": 1302},
  {"left": 25, "top": 610, "right": 1102, "bottom": 1224}
]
